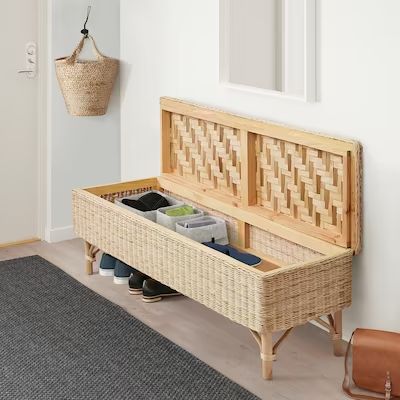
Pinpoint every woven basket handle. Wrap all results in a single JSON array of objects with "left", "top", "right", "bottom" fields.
[{"left": 66, "top": 35, "right": 105, "bottom": 64}]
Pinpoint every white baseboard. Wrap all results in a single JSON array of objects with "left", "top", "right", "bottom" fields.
[{"left": 45, "top": 225, "right": 76, "bottom": 243}]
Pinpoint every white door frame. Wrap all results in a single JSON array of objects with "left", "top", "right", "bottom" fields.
[{"left": 37, "top": 0, "right": 51, "bottom": 240}]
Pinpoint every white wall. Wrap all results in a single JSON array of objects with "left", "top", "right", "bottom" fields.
[
  {"left": 47, "top": 0, "right": 120, "bottom": 241},
  {"left": 285, "top": 0, "right": 304, "bottom": 96},
  {"left": 228, "top": 0, "right": 278, "bottom": 90},
  {"left": 121, "top": 0, "right": 400, "bottom": 338}
]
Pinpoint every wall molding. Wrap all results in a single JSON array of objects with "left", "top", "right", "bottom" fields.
[
  {"left": 37, "top": 0, "right": 52, "bottom": 241},
  {"left": 45, "top": 225, "right": 76, "bottom": 243}
]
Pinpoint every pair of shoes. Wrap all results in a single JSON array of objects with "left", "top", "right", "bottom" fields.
[
  {"left": 129, "top": 272, "right": 181, "bottom": 303},
  {"left": 202, "top": 239, "right": 262, "bottom": 267},
  {"left": 100, "top": 254, "right": 181, "bottom": 301},
  {"left": 99, "top": 254, "right": 136, "bottom": 284}
]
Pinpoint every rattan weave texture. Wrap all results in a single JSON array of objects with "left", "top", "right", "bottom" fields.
[
  {"left": 170, "top": 114, "right": 242, "bottom": 199},
  {"left": 73, "top": 186, "right": 352, "bottom": 332}
]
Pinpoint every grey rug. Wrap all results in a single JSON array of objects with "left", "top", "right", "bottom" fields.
[{"left": 0, "top": 256, "right": 259, "bottom": 400}]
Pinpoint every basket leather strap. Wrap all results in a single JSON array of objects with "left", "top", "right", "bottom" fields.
[
  {"left": 66, "top": 35, "right": 104, "bottom": 64},
  {"left": 343, "top": 332, "right": 399, "bottom": 400}
]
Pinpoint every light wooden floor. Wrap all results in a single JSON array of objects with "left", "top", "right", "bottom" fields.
[{"left": 0, "top": 239, "right": 348, "bottom": 400}]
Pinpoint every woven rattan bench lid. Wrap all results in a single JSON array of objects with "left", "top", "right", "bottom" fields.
[{"left": 159, "top": 98, "right": 362, "bottom": 254}]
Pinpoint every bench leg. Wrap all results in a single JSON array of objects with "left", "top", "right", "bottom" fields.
[
  {"left": 251, "top": 329, "right": 292, "bottom": 380},
  {"left": 84, "top": 241, "right": 98, "bottom": 275},
  {"left": 332, "top": 311, "right": 345, "bottom": 356},
  {"left": 260, "top": 332, "right": 274, "bottom": 380},
  {"left": 314, "top": 312, "right": 346, "bottom": 356}
]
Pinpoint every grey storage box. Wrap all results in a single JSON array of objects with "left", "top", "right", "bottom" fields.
[
  {"left": 156, "top": 205, "right": 204, "bottom": 231},
  {"left": 176, "top": 216, "right": 228, "bottom": 245},
  {"left": 115, "top": 190, "right": 182, "bottom": 222}
]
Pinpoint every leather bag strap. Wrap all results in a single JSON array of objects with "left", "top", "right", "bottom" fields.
[{"left": 343, "top": 332, "right": 398, "bottom": 400}]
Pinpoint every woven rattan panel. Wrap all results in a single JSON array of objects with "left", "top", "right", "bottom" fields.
[
  {"left": 161, "top": 98, "right": 361, "bottom": 252},
  {"left": 250, "top": 226, "right": 321, "bottom": 264},
  {"left": 100, "top": 187, "right": 154, "bottom": 203},
  {"left": 170, "top": 113, "right": 241, "bottom": 199},
  {"left": 255, "top": 136, "right": 349, "bottom": 242}
]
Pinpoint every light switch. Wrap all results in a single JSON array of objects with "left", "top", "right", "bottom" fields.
[{"left": 18, "top": 42, "right": 37, "bottom": 78}]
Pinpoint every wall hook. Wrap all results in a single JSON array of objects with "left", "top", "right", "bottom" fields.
[{"left": 81, "top": 5, "right": 92, "bottom": 38}]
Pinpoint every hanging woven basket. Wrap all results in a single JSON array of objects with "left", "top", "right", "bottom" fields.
[{"left": 55, "top": 36, "right": 119, "bottom": 116}]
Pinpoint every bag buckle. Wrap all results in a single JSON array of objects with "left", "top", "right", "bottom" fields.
[{"left": 385, "top": 371, "right": 392, "bottom": 400}]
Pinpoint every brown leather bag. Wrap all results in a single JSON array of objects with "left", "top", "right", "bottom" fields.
[{"left": 343, "top": 329, "right": 400, "bottom": 400}]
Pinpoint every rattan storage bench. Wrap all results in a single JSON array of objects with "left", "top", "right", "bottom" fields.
[{"left": 73, "top": 98, "right": 362, "bottom": 380}]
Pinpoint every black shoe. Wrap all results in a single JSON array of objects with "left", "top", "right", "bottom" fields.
[
  {"left": 121, "top": 198, "right": 151, "bottom": 211},
  {"left": 142, "top": 279, "right": 181, "bottom": 303},
  {"left": 122, "top": 192, "right": 170, "bottom": 212},
  {"left": 139, "top": 192, "right": 169, "bottom": 210},
  {"left": 128, "top": 270, "right": 149, "bottom": 295}
]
